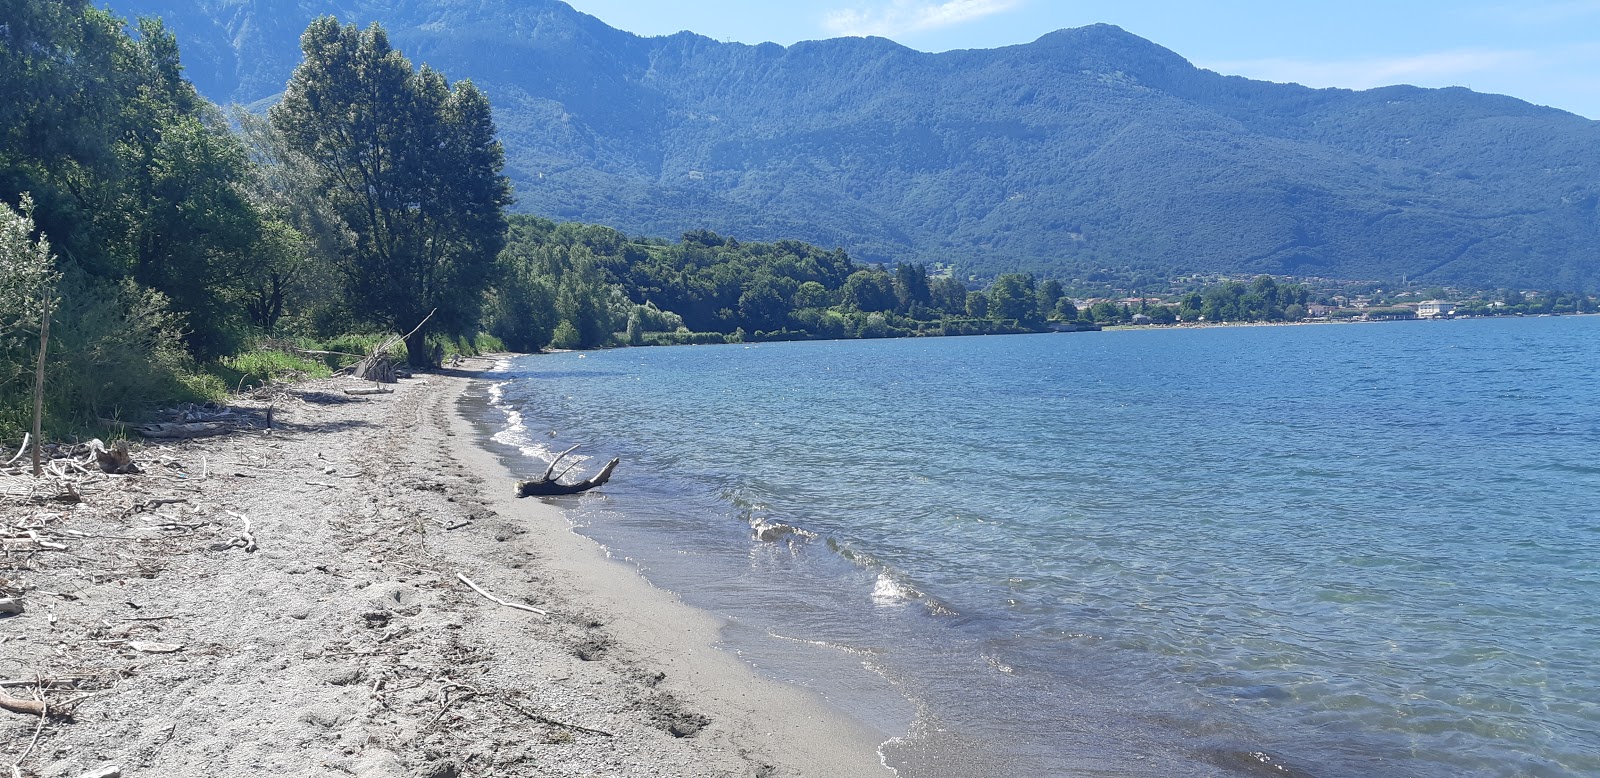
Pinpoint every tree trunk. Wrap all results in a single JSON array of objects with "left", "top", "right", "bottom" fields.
[{"left": 405, "top": 329, "right": 431, "bottom": 368}]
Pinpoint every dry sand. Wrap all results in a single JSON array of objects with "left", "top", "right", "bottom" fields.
[{"left": 0, "top": 357, "right": 893, "bottom": 777}]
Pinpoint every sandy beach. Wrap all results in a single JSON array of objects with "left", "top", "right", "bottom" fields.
[{"left": 0, "top": 357, "right": 891, "bottom": 777}]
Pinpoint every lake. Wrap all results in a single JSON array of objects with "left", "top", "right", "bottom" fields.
[{"left": 476, "top": 316, "right": 1600, "bottom": 777}]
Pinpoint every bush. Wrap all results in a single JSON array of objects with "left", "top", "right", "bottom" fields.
[{"left": 0, "top": 268, "right": 217, "bottom": 438}]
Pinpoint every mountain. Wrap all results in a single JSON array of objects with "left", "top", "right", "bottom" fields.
[{"left": 104, "top": 0, "right": 1600, "bottom": 289}]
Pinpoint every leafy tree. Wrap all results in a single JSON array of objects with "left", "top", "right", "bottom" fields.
[
  {"left": 893, "top": 262, "right": 932, "bottom": 314},
  {"left": 1053, "top": 297, "right": 1078, "bottom": 321},
  {"left": 739, "top": 276, "right": 790, "bottom": 332},
  {"left": 841, "top": 269, "right": 896, "bottom": 312},
  {"left": 989, "top": 273, "right": 1041, "bottom": 326},
  {"left": 931, "top": 275, "right": 969, "bottom": 314},
  {"left": 1037, "top": 279, "right": 1064, "bottom": 318},
  {"left": 793, "top": 280, "right": 831, "bottom": 309},
  {"left": 965, "top": 291, "right": 989, "bottom": 318},
  {"left": 271, "top": 17, "right": 511, "bottom": 365}
]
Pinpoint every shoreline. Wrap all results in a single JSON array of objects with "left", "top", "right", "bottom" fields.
[{"left": 0, "top": 358, "right": 892, "bottom": 777}]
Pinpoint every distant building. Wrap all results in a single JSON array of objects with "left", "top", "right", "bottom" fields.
[
  {"left": 1417, "top": 301, "right": 1456, "bottom": 318},
  {"left": 1131, "top": 313, "right": 1152, "bottom": 325},
  {"left": 1306, "top": 303, "right": 1335, "bottom": 317}
]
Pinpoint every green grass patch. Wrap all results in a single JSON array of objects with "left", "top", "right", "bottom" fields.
[{"left": 212, "top": 345, "right": 332, "bottom": 393}]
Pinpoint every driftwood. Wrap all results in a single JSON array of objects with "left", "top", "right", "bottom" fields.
[
  {"left": 350, "top": 309, "right": 435, "bottom": 382},
  {"left": 137, "top": 422, "right": 224, "bottom": 439},
  {"left": 515, "top": 445, "right": 619, "bottom": 497},
  {"left": 90, "top": 439, "right": 139, "bottom": 474},
  {"left": 342, "top": 385, "right": 393, "bottom": 396},
  {"left": 456, "top": 573, "right": 548, "bottom": 616},
  {"left": 0, "top": 692, "right": 48, "bottom": 717}
]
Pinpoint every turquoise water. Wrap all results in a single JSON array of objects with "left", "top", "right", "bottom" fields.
[{"left": 481, "top": 316, "right": 1600, "bottom": 777}]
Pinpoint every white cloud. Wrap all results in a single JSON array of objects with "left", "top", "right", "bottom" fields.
[
  {"left": 1202, "top": 44, "right": 1600, "bottom": 118},
  {"left": 822, "top": 0, "right": 1024, "bottom": 39},
  {"left": 1203, "top": 48, "right": 1531, "bottom": 91}
]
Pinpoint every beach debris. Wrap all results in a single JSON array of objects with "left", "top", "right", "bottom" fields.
[
  {"left": 127, "top": 641, "right": 184, "bottom": 654},
  {"left": 0, "top": 598, "right": 22, "bottom": 614},
  {"left": 502, "top": 697, "right": 614, "bottom": 737},
  {"left": 456, "top": 573, "right": 548, "bottom": 616},
  {"left": 347, "top": 308, "right": 436, "bottom": 382},
  {"left": 343, "top": 385, "right": 394, "bottom": 396},
  {"left": 0, "top": 691, "right": 49, "bottom": 717},
  {"left": 89, "top": 439, "right": 139, "bottom": 474},
  {"left": 514, "top": 445, "right": 619, "bottom": 497},
  {"left": 225, "top": 510, "right": 257, "bottom": 552},
  {"left": 72, "top": 766, "right": 122, "bottom": 778}
]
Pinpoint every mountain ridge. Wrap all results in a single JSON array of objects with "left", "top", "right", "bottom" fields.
[{"left": 103, "top": 0, "right": 1600, "bottom": 288}]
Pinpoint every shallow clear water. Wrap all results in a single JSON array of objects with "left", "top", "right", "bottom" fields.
[{"left": 479, "top": 316, "right": 1600, "bottom": 777}]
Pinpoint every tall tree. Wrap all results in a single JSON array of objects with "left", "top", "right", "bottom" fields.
[{"left": 270, "top": 18, "right": 511, "bottom": 365}]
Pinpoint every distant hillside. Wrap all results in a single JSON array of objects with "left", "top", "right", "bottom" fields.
[{"left": 105, "top": 0, "right": 1600, "bottom": 288}]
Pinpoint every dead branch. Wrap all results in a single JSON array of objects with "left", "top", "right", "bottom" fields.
[
  {"left": 502, "top": 698, "right": 614, "bottom": 737},
  {"left": 455, "top": 573, "right": 548, "bottom": 616},
  {"left": 72, "top": 767, "right": 121, "bottom": 778},
  {"left": 225, "top": 510, "right": 256, "bottom": 552},
  {"left": 350, "top": 309, "right": 437, "bottom": 382},
  {"left": 30, "top": 289, "right": 50, "bottom": 478},
  {"left": 0, "top": 692, "right": 48, "bottom": 717},
  {"left": 342, "top": 386, "right": 393, "bottom": 396},
  {"left": 4, "top": 434, "right": 28, "bottom": 466},
  {"left": 541, "top": 445, "right": 582, "bottom": 482},
  {"left": 516, "top": 456, "right": 619, "bottom": 498},
  {"left": 137, "top": 422, "right": 225, "bottom": 440}
]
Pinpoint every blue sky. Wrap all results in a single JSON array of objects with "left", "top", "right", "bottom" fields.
[{"left": 563, "top": 0, "right": 1600, "bottom": 119}]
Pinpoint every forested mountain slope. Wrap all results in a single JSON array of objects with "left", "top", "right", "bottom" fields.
[{"left": 105, "top": 0, "right": 1600, "bottom": 288}]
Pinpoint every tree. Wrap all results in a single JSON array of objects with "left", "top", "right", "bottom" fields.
[
  {"left": 965, "top": 291, "right": 989, "bottom": 318},
  {"left": 931, "top": 275, "right": 968, "bottom": 314},
  {"left": 271, "top": 18, "right": 511, "bottom": 365},
  {"left": 1037, "top": 279, "right": 1064, "bottom": 318},
  {"left": 893, "top": 262, "right": 932, "bottom": 314},
  {"left": 840, "top": 269, "right": 896, "bottom": 312},
  {"left": 989, "top": 273, "right": 1041, "bottom": 326},
  {"left": 738, "top": 276, "right": 789, "bottom": 332}
]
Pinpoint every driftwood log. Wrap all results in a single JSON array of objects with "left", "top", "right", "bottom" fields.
[
  {"left": 349, "top": 309, "right": 436, "bottom": 382},
  {"left": 516, "top": 445, "right": 619, "bottom": 497}
]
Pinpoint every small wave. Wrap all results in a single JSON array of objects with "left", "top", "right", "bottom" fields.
[
  {"left": 764, "top": 631, "right": 886, "bottom": 657},
  {"left": 872, "top": 573, "right": 919, "bottom": 607},
  {"left": 983, "top": 654, "right": 1016, "bottom": 674},
  {"left": 751, "top": 519, "right": 818, "bottom": 543}
]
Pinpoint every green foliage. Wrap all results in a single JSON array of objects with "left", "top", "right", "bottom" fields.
[
  {"left": 1, "top": 267, "right": 212, "bottom": 438},
  {"left": 215, "top": 345, "right": 332, "bottom": 391},
  {"left": 1, "top": 2, "right": 275, "bottom": 360},
  {"left": 270, "top": 17, "right": 511, "bottom": 366}
]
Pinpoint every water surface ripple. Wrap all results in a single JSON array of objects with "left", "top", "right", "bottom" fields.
[{"left": 483, "top": 316, "right": 1600, "bottom": 777}]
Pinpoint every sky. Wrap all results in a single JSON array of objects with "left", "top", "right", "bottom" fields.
[{"left": 561, "top": 0, "right": 1600, "bottom": 119}]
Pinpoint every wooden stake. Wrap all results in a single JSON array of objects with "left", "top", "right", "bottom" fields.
[{"left": 29, "top": 291, "right": 49, "bottom": 478}]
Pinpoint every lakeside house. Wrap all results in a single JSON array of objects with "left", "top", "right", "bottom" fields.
[{"left": 1418, "top": 300, "right": 1456, "bottom": 318}]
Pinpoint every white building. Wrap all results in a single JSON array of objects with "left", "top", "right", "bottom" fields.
[{"left": 1417, "top": 301, "right": 1456, "bottom": 318}]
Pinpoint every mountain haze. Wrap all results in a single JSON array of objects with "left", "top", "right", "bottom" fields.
[{"left": 106, "top": 0, "right": 1600, "bottom": 288}]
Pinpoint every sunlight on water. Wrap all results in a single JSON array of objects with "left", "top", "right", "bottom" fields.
[{"left": 481, "top": 316, "right": 1600, "bottom": 777}]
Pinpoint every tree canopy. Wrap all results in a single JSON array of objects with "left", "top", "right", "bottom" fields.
[{"left": 270, "top": 17, "right": 511, "bottom": 364}]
